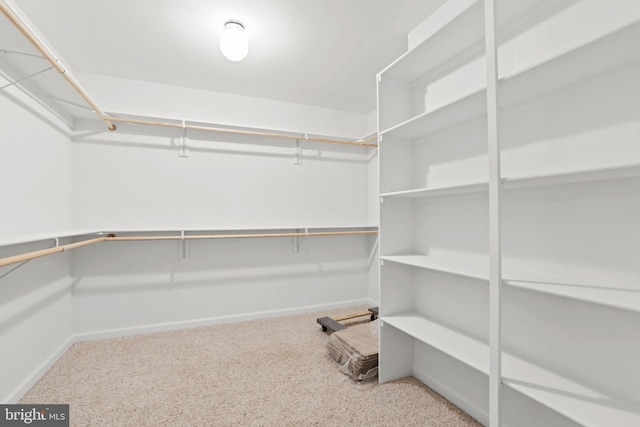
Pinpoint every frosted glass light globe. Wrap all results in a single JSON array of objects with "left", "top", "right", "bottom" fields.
[{"left": 220, "top": 22, "right": 248, "bottom": 61}]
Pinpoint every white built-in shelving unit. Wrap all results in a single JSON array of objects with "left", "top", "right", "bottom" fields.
[{"left": 378, "top": 0, "right": 640, "bottom": 425}]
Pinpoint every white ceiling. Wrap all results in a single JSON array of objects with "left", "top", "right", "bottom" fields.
[{"left": 6, "top": 0, "right": 446, "bottom": 114}]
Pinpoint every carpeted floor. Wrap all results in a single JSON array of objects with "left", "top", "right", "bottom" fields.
[{"left": 21, "top": 306, "right": 482, "bottom": 426}]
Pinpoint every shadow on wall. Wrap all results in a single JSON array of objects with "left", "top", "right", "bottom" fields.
[
  {"left": 71, "top": 235, "right": 373, "bottom": 285},
  {"left": 496, "top": 0, "right": 581, "bottom": 42},
  {"left": 71, "top": 235, "right": 373, "bottom": 275},
  {"left": 503, "top": 285, "right": 640, "bottom": 407},
  {"left": 0, "top": 241, "right": 73, "bottom": 309},
  {"left": 70, "top": 265, "right": 367, "bottom": 297},
  {"left": 500, "top": 53, "right": 640, "bottom": 150},
  {"left": 69, "top": 235, "right": 374, "bottom": 333},
  {"left": 0, "top": 276, "right": 77, "bottom": 337},
  {"left": 0, "top": 73, "right": 71, "bottom": 137},
  {"left": 501, "top": 384, "right": 581, "bottom": 427}
]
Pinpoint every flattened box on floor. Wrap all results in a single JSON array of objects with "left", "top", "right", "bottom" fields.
[{"left": 326, "top": 320, "right": 378, "bottom": 381}]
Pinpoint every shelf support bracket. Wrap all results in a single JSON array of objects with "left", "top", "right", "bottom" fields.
[
  {"left": 293, "top": 229, "right": 300, "bottom": 253},
  {"left": 293, "top": 228, "right": 308, "bottom": 253},
  {"left": 294, "top": 137, "right": 305, "bottom": 165},
  {"left": 180, "top": 230, "right": 190, "bottom": 258},
  {"left": 178, "top": 120, "right": 189, "bottom": 158}
]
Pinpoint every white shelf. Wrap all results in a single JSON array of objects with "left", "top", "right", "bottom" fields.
[
  {"left": 102, "top": 225, "right": 377, "bottom": 233},
  {"left": 380, "top": 0, "right": 484, "bottom": 82},
  {"left": 381, "top": 254, "right": 488, "bottom": 281},
  {"left": 380, "top": 89, "right": 486, "bottom": 139},
  {"left": 381, "top": 22, "right": 640, "bottom": 141},
  {"left": 504, "top": 279, "right": 640, "bottom": 314},
  {"left": 501, "top": 22, "right": 640, "bottom": 107},
  {"left": 503, "top": 163, "right": 640, "bottom": 190},
  {"left": 381, "top": 0, "right": 567, "bottom": 84},
  {"left": 503, "top": 356, "right": 640, "bottom": 427},
  {"left": 378, "top": 1, "right": 640, "bottom": 423},
  {"left": 382, "top": 250, "right": 639, "bottom": 313},
  {"left": 378, "top": 0, "right": 589, "bottom": 139},
  {"left": 382, "top": 313, "right": 489, "bottom": 374},
  {"left": 384, "top": 312, "right": 640, "bottom": 427},
  {"left": 0, "top": 229, "right": 102, "bottom": 247},
  {"left": 381, "top": 182, "right": 488, "bottom": 199},
  {"left": 380, "top": 163, "right": 640, "bottom": 201}
]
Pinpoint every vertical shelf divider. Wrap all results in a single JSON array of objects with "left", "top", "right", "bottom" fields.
[{"left": 485, "top": 0, "right": 502, "bottom": 425}]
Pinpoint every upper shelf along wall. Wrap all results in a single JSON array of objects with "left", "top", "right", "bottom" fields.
[{"left": 378, "top": 0, "right": 640, "bottom": 137}]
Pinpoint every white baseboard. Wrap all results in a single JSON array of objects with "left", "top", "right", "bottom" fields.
[
  {"left": 413, "top": 366, "right": 488, "bottom": 427},
  {"left": 74, "top": 299, "right": 370, "bottom": 342},
  {"left": 3, "top": 335, "right": 77, "bottom": 404}
]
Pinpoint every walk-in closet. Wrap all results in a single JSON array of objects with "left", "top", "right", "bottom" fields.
[{"left": 1, "top": 0, "right": 638, "bottom": 425}]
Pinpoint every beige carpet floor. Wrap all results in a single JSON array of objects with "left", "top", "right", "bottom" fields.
[{"left": 21, "top": 306, "right": 482, "bottom": 426}]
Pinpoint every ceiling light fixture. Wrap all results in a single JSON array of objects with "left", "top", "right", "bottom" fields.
[{"left": 220, "top": 21, "right": 248, "bottom": 62}]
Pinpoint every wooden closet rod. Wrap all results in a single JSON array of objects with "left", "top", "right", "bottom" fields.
[
  {"left": 106, "top": 117, "right": 379, "bottom": 148},
  {"left": 0, "top": 1, "right": 116, "bottom": 131},
  {"left": 0, "top": 230, "right": 377, "bottom": 268},
  {"left": 0, "top": 237, "right": 105, "bottom": 268}
]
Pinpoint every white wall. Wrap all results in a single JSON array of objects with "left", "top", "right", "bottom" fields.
[
  {"left": 0, "top": 77, "right": 74, "bottom": 402},
  {"left": 71, "top": 234, "right": 371, "bottom": 336},
  {"left": 67, "top": 90, "right": 375, "bottom": 332},
  {"left": 77, "top": 73, "right": 369, "bottom": 139},
  {"left": 0, "top": 246, "right": 73, "bottom": 403},
  {"left": 56, "top": 72, "right": 377, "bottom": 338},
  {"left": 70, "top": 73, "right": 375, "bottom": 230},
  {"left": 65, "top": 74, "right": 378, "bottom": 328},
  {"left": 367, "top": 150, "right": 379, "bottom": 305},
  {"left": 366, "top": 108, "right": 380, "bottom": 305},
  {"left": 71, "top": 127, "right": 371, "bottom": 230},
  {"left": 0, "top": 77, "right": 72, "bottom": 238}
]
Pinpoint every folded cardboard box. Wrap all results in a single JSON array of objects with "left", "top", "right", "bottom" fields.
[{"left": 326, "top": 320, "right": 378, "bottom": 381}]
